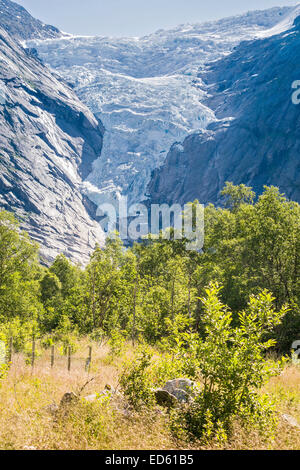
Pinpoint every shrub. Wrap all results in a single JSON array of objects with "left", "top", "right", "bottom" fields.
[
  {"left": 171, "top": 283, "right": 287, "bottom": 441},
  {"left": 108, "top": 329, "right": 127, "bottom": 358},
  {"left": 120, "top": 348, "right": 155, "bottom": 410},
  {"left": 0, "top": 318, "right": 40, "bottom": 352},
  {"left": 52, "top": 315, "right": 79, "bottom": 354}
]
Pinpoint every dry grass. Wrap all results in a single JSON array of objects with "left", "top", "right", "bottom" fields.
[{"left": 0, "top": 342, "right": 299, "bottom": 450}]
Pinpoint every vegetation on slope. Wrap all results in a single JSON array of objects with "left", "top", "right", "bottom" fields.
[{"left": 0, "top": 183, "right": 300, "bottom": 448}]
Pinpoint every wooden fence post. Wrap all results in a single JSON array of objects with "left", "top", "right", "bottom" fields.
[
  {"left": 8, "top": 337, "right": 13, "bottom": 364},
  {"left": 85, "top": 346, "right": 92, "bottom": 372},
  {"left": 31, "top": 336, "right": 35, "bottom": 368},
  {"left": 67, "top": 346, "right": 71, "bottom": 372},
  {"left": 51, "top": 345, "right": 55, "bottom": 368}
]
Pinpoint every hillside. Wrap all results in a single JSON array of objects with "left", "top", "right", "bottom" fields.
[
  {"left": 25, "top": 6, "right": 291, "bottom": 208},
  {"left": 0, "top": 0, "right": 62, "bottom": 40},
  {"left": 0, "top": 25, "right": 105, "bottom": 263},
  {"left": 148, "top": 10, "right": 300, "bottom": 205}
]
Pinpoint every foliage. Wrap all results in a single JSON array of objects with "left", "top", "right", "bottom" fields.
[
  {"left": 0, "top": 211, "right": 41, "bottom": 321},
  {"left": 0, "top": 182, "right": 299, "bottom": 354},
  {"left": 120, "top": 348, "right": 155, "bottom": 410},
  {"left": 108, "top": 329, "right": 127, "bottom": 358},
  {"left": 171, "top": 283, "right": 287, "bottom": 441}
]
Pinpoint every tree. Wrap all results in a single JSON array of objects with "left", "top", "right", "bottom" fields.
[
  {"left": 173, "top": 283, "right": 287, "bottom": 440},
  {"left": 0, "top": 210, "right": 41, "bottom": 321},
  {"left": 221, "top": 182, "right": 255, "bottom": 212},
  {"left": 40, "top": 272, "right": 62, "bottom": 304},
  {"left": 50, "top": 254, "right": 80, "bottom": 299}
]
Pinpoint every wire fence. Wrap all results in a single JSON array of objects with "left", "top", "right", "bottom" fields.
[{"left": 2, "top": 336, "right": 94, "bottom": 373}]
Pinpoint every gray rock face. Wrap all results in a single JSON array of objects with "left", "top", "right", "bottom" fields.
[
  {"left": 148, "top": 15, "right": 300, "bottom": 206},
  {"left": 0, "top": 0, "right": 62, "bottom": 40},
  {"left": 0, "top": 27, "right": 105, "bottom": 264}
]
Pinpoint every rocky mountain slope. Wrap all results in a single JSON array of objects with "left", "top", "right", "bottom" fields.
[
  {"left": 0, "top": 25, "right": 105, "bottom": 263},
  {"left": 0, "top": 0, "right": 62, "bottom": 40},
  {"left": 148, "top": 8, "right": 300, "bottom": 205},
  {"left": 25, "top": 6, "right": 292, "bottom": 208}
]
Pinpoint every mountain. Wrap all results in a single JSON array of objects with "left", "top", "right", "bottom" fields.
[
  {"left": 0, "top": 25, "right": 105, "bottom": 264},
  {"left": 148, "top": 8, "right": 300, "bottom": 206},
  {"left": 1, "top": 0, "right": 299, "bottom": 260},
  {"left": 25, "top": 6, "right": 292, "bottom": 208},
  {"left": 0, "top": 0, "right": 62, "bottom": 40}
]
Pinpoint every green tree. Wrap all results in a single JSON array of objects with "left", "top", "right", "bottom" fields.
[
  {"left": 40, "top": 272, "right": 62, "bottom": 304},
  {"left": 0, "top": 210, "right": 41, "bottom": 321}
]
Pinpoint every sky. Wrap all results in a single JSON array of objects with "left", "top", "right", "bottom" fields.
[{"left": 16, "top": 0, "right": 299, "bottom": 37}]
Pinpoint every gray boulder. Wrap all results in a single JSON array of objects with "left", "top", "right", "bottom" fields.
[
  {"left": 282, "top": 413, "right": 300, "bottom": 430},
  {"left": 163, "top": 378, "right": 195, "bottom": 397},
  {"left": 154, "top": 389, "right": 178, "bottom": 408},
  {"left": 0, "top": 0, "right": 62, "bottom": 41},
  {"left": 59, "top": 392, "right": 79, "bottom": 408},
  {"left": 148, "top": 17, "right": 300, "bottom": 207}
]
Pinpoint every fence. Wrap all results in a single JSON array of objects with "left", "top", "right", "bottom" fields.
[{"left": 4, "top": 336, "right": 94, "bottom": 373}]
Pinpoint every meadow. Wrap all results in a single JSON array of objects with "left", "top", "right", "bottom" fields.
[{"left": 0, "top": 340, "right": 299, "bottom": 450}]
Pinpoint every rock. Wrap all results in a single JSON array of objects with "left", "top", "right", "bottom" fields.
[
  {"left": 148, "top": 15, "right": 300, "bottom": 207},
  {"left": 0, "top": 341, "right": 6, "bottom": 365},
  {"left": 84, "top": 386, "right": 116, "bottom": 403},
  {"left": 44, "top": 402, "right": 59, "bottom": 415},
  {"left": 170, "top": 388, "right": 190, "bottom": 403},
  {"left": 163, "top": 378, "right": 195, "bottom": 396},
  {"left": 60, "top": 392, "right": 79, "bottom": 408},
  {"left": 105, "top": 384, "right": 114, "bottom": 391},
  {"left": 0, "top": 0, "right": 63, "bottom": 41},
  {"left": 282, "top": 413, "right": 300, "bottom": 430},
  {"left": 0, "top": 26, "right": 105, "bottom": 265},
  {"left": 84, "top": 394, "right": 98, "bottom": 403},
  {"left": 154, "top": 378, "right": 197, "bottom": 406},
  {"left": 23, "top": 445, "right": 37, "bottom": 450},
  {"left": 154, "top": 389, "right": 178, "bottom": 408}
]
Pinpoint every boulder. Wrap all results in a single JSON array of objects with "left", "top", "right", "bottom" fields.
[
  {"left": 60, "top": 392, "right": 79, "bottom": 408},
  {"left": 154, "top": 389, "right": 178, "bottom": 408},
  {"left": 170, "top": 388, "right": 190, "bottom": 403},
  {"left": 163, "top": 378, "right": 195, "bottom": 396},
  {"left": 282, "top": 413, "right": 300, "bottom": 430},
  {"left": 83, "top": 385, "right": 117, "bottom": 403}
]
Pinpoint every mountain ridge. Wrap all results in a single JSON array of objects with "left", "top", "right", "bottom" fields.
[
  {"left": 24, "top": 5, "right": 293, "bottom": 210},
  {"left": 0, "top": 24, "right": 105, "bottom": 263},
  {"left": 148, "top": 13, "right": 300, "bottom": 205},
  {"left": 0, "top": 0, "right": 63, "bottom": 40}
]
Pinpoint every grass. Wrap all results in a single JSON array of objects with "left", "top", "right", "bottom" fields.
[{"left": 0, "top": 341, "right": 299, "bottom": 450}]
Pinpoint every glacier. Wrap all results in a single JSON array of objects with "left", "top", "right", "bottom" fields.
[{"left": 25, "top": 6, "right": 294, "bottom": 209}]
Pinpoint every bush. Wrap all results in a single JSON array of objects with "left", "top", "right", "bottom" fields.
[
  {"left": 52, "top": 315, "right": 79, "bottom": 354},
  {"left": 120, "top": 348, "right": 155, "bottom": 410},
  {"left": 170, "top": 283, "right": 287, "bottom": 441},
  {"left": 108, "top": 329, "right": 127, "bottom": 358},
  {"left": 0, "top": 318, "right": 40, "bottom": 352}
]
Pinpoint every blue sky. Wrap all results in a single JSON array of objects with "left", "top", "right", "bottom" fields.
[{"left": 16, "top": 0, "right": 298, "bottom": 36}]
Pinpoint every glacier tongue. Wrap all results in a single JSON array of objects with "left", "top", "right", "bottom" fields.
[
  {"left": 79, "top": 72, "right": 215, "bottom": 206},
  {"left": 25, "top": 6, "right": 293, "bottom": 208}
]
